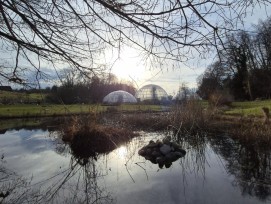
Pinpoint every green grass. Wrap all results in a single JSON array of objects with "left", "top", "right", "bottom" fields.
[
  {"left": 224, "top": 100, "right": 271, "bottom": 117},
  {"left": 0, "top": 104, "right": 163, "bottom": 118},
  {"left": 1, "top": 95, "right": 270, "bottom": 118},
  {"left": 0, "top": 90, "right": 47, "bottom": 103},
  {"left": 0, "top": 104, "right": 101, "bottom": 118}
]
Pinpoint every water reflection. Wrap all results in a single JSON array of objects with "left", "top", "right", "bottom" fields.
[
  {"left": 0, "top": 157, "right": 41, "bottom": 203},
  {"left": 38, "top": 157, "right": 114, "bottom": 203},
  {"left": 209, "top": 134, "right": 271, "bottom": 201},
  {"left": 0, "top": 123, "right": 270, "bottom": 203},
  {"left": 117, "top": 146, "right": 128, "bottom": 159},
  {"left": 1, "top": 128, "right": 115, "bottom": 204}
]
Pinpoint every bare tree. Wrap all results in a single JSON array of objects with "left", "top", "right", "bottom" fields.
[
  {"left": 197, "top": 61, "right": 225, "bottom": 100},
  {"left": 254, "top": 18, "right": 271, "bottom": 70},
  {"left": 198, "top": 17, "right": 271, "bottom": 100},
  {"left": 0, "top": 0, "right": 270, "bottom": 85}
]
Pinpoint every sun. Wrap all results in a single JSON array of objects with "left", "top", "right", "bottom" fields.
[{"left": 111, "top": 47, "right": 147, "bottom": 82}]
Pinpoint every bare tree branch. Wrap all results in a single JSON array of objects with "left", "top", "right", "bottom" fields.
[{"left": 0, "top": 0, "right": 270, "bottom": 85}]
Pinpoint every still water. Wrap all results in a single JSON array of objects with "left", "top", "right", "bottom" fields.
[{"left": 0, "top": 125, "right": 270, "bottom": 203}]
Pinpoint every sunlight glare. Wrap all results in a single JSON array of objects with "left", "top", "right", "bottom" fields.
[
  {"left": 117, "top": 146, "right": 128, "bottom": 159},
  {"left": 111, "top": 48, "right": 147, "bottom": 81}
]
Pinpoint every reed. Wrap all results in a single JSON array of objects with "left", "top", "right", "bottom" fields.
[
  {"left": 118, "top": 112, "right": 171, "bottom": 131},
  {"left": 117, "top": 99, "right": 210, "bottom": 133},
  {"left": 170, "top": 99, "right": 211, "bottom": 133},
  {"left": 228, "top": 120, "right": 271, "bottom": 147}
]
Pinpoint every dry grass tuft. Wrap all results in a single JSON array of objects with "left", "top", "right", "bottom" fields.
[
  {"left": 170, "top": 99, "right": 211, "bottom": 132},
  {"left": 228, "top": 121, "right": 271, "bottom": 147},
  {"left": 117, "top": 99, "right": 210, "bottom": 133},
  {"left": 205, "top": 115, "right": 271, "bottom": 147},
  {"left": 60, "top": 115, "right": 138, "bottom": 159},
  {"left": 119, "top": 112, "right": 171, "bottom": 131}
]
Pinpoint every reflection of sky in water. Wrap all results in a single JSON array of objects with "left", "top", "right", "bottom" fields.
[
  {"left": 0, "top": 129, "right": 70, "bottom": 182},
  {"left": 102, "top": 133, "right": 262, "bottom": 204},
  {"left": 1, "top": 129, "right": 52, "bottom": 155},
  {"left": 0, "top": 129, "right": 269, "bottom": 203},
  {"left": 116, "top": 146, "right": 128, "bottom": 160}
]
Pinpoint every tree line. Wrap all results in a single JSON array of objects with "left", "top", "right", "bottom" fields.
[
  {"left": 197, "top": 17, "right": 271, "bottom": 101},
  {"left": 0, "top": 72, "right": 135, "bottom": 104},
  {"left": 48, "top": 73, "right": 136, "bottom": 104}
]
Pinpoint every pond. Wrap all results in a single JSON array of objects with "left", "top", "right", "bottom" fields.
[{"left": 0, "top": 120, "right": 270, "bottom": 204}]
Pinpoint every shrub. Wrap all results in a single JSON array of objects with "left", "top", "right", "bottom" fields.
[{"left": 208, "top": 92, "right": 233, "bottom": 107}]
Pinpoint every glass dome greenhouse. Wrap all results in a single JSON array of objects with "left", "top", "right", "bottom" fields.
[
  {"left": 135, "top": 84, "right": 169, "bottom": 103},
  {"left": 102, "top": 90, "right": 137, "bottom": 104}
]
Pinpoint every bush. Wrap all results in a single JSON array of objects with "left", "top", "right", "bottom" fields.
[{"left": 208, "top": 92, "right": 233, "bottom": 107}]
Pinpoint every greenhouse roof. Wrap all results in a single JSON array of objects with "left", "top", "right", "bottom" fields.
[
  {"left": 135, "top": 84, "right": 168, "bottom": 101},
  {"left": 102, "top": 90, "right": 137, "bottom": 104}
]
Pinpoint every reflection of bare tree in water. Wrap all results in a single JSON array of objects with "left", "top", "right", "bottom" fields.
[
  {"left": 171, "top": 128, "right": 271, "bottom": 202},
  {"left": 172, "top": 129, "right": 208, "bottom": 176},
  {"left": 1, "top": 128, "right": 115, "bottom": 204},
  {"left": 209, "top": 134, "right": 271, "bottom": 201},
  {"left": 0, "top": 157, "right": 41, "bottom": 204},
  {"left": 52, "top": 126, "right": 271, "bottom": 202},
  {"left": 39, "top": 130, "right": 116, "bottom": 204},
  {"left": 0, "top": 153, "right": 114, "bottom": 204},
  {"left": 35, "top": 154, "right": 114, "bottom": 204}
]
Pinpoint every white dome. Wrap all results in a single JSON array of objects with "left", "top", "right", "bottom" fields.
[{"left": 103, "top": 90, "right": 137, "bottom": 104}]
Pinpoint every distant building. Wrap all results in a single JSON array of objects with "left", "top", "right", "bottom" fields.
[{"left": 0, "top": 86, "right": 12, "bottom": 91}]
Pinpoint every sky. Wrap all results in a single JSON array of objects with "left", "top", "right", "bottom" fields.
[
  {"left": 108, "top": 47, "right": 207, "bottom": 96},
  {"left": 108, "top": 4, "right": 271, "bottom": 96},
  {"left": 1, "top": 2, "right": 270, "bottom": 96}
]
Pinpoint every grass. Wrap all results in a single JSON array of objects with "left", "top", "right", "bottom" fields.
[
  {"left": 0, "top": 104, "right": 163, "bottom": 118},
  {"left": 0, "top": 90, "right": 47, "bottom": 103},
  {"left": 224, "top": 100, "right": 271, "bottom": 117},
  {"left": 1, "top": 92, "right": 271, "bottom": 120},
  {"left": 0, "top": 104, "right": 99, "bottom": 118}
]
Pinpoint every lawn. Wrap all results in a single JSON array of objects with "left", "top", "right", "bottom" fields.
[
  {"left": 0, "top": 104, "right": 102, "bottom": 118},
  {"left": 0, "top": 104, "right": 163, "bottom": 118},
  {"left": 1, "top": 96, "right": 270, "bottom": 118},
  {"left": 224, "top": 100, "right": 271, "bottom": 117},
  {"left": 0, "top": 90, "right": 47, "bottom": 104}
]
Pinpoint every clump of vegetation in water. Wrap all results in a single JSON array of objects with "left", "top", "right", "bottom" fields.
[{"left": 60, "top": 115, "right": 138, "bottom": 161}]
